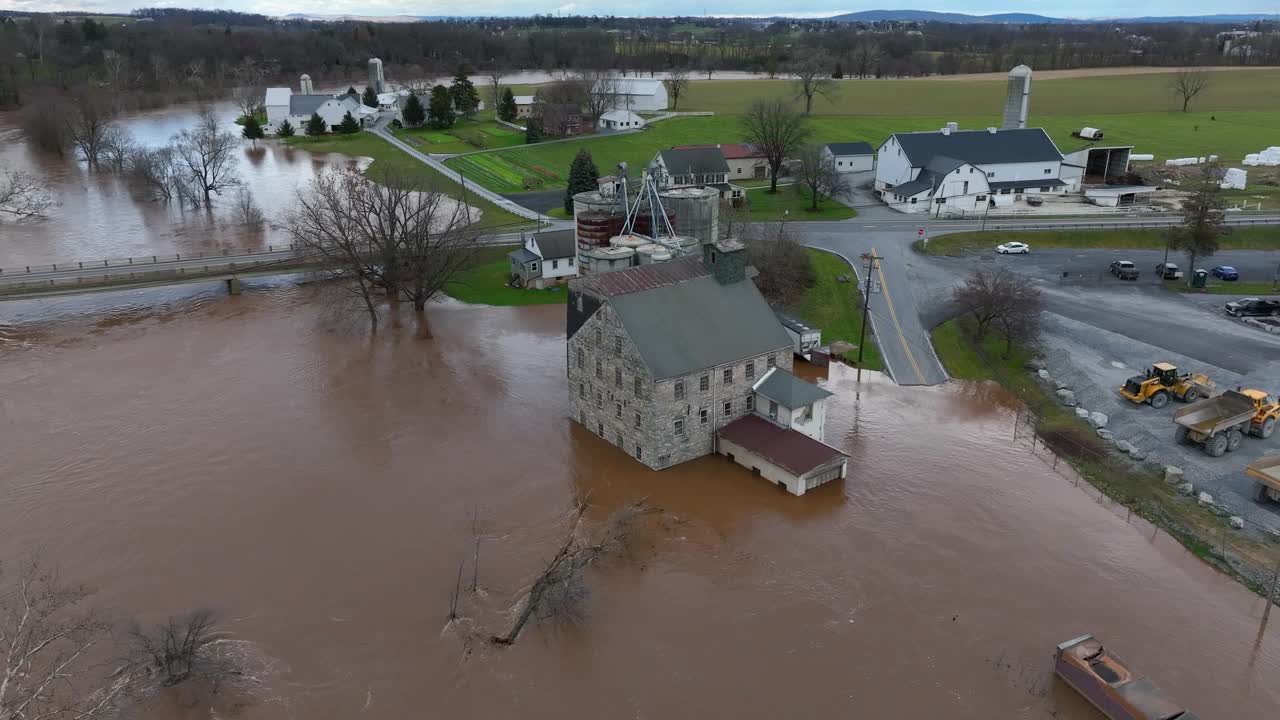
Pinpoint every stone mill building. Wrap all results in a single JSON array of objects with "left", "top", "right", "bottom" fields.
[{"left": 565, "top": 239, "right": 847, "bottom": 493}]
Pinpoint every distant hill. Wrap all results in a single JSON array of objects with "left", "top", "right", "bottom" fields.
[{"left": 828, "top": 10, "right": 1280, "bottom": 24}]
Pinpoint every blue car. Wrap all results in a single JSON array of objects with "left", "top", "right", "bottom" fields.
[{"left": 1211, "top": 266, "right": 1240, "bottom": 281}]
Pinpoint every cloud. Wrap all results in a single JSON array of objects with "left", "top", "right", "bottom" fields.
[{"left": 555, "top": 3, "right": 577, "bottom": 11}]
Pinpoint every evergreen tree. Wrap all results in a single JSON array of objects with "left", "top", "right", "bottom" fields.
[
  {"left": 338, "top": 111, "right": 360, "bottom": 134},
  {"left": 305, "top": 112, "right": 327, "bottom": 136},
  {"left": 402, "top": 91, "right": 426, "bottom": 127},
  {"left": 832, "top": 61, "right": 844, "bottom": 79},
  {"left": 498, "top": 87, "right": 518, "bottom": 122},
  {"left": 449, "top": 68, "right": 480, "bottom": 118},
  {"left": 428, "top": 84, "right": 456, "bottom": 128},
  {"left": 241, "top": 115, "right": 265, "bottom": 147},
  {"left": 346, "top": 85, "right": 359, "bottom": 96},
  {"left": 362, "top": 86, "right": 378, "bottom": 108},
  {"left": 525, "top": 117, "right": 543, "bottom": 144},
  {"left": 276, "top": 118, "right": 295, "bottom": 138},
  {"left": 564, "top": 149, "right": 600, "bottom": 214}
]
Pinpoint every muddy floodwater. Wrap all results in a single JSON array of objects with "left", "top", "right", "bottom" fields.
[
  {"left": 0, "top": 286, "right": 1277, "bottom": 719},
  {"left": 0, "top": 103, "right": 368, "bottom": 268}
]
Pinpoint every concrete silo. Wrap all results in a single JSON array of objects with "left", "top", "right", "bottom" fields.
[
  {"left": 658, "top": 187, "right": 719, "bottom": 245},
  {"left": 1001, "top": 65, "right": 1032, "bottom": 130}
]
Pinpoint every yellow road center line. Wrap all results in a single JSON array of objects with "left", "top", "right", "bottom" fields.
[{"left": 871, "top": 247, "right": 925, "bottom": 384}]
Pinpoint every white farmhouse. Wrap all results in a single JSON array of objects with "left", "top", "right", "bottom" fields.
[
  {"left": 508, "top": 230, "right": 579, "bottom": 289},
  {"left": 513, "top": 95, "right": 535, "bottom": 119},
  {"left": 822, "top": 142, "right": 875, "bottom": 173},
  {"left": 598, "top": 109, "right": 645, "bottom": 131},
  {"left": 612, "top": 78, "right": 668, "bottom": 113},
  {"left": 874, "top": 124, "right": 1071, "bottom": 215}
]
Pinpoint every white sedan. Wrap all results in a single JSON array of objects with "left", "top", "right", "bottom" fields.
[{"left": 996, "top": 242, "right": 1030, "bottom": 254}]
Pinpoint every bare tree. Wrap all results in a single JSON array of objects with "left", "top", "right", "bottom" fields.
[
  {"left": 698, "top": 55, "right": 718, "bottom": 80},
  {"left": 101, "top": 50, "right": 128, "bottom": 89},
  {"left": 792, "top": 144, "right": 851, "bottom": 212},
  {"left": 491, "top": 500, "right": 653, "bottom": 646},
  {"left": 129, "top": 610, "right": 220, "bottom": 688},
  {"left": 286, "top": 169, "right": 482, "bottom": 330},
  {"left": 951, "top": 266, "right": 1042, "bottom": 355},
  {"left": 232, "top": 86, "right": 265, "bottom": 120},
  {"left": 577, "top": 71, "right": 619, "bottom": 125},
  {"left": 100, "top": 127, "right": 136, "bottom": 173},
  {"left": 20, "top": 98, "right": 71, "bottom": 156},
  {"left": 0, "top": 558, "right": 134, "bottom": 720},
  {"left": 790, "top": 51, "right": 837, "bottom": 115},
  {"left": 1169, "top": 68, "right": 1210, "bottom": 112},
  {"left": 1171, "top": 161, "right": 1228, "bottom": 281},
  {"left": 742, "top": 220, "right": 816, "bottom": 306},
  {"left": 233, "top": 188, "right": 265, "bottom": 228},
  {"left": 0, "top": 170, "right": 56, "bottom": 218},
  {"left": 740, "top": 98, "right": 810, "bottom": 193},
  {"left": 664, "top": 67, "right": 690, "bottom": 110},
  {"left": 484, "top": 66, "right": 507, "bottom": 113},
  {"left": 127, "top": 146, "right": 182, "bottom": 202},
  {"left": 172, "top": 110, "right": 241, "bottom": 202},
  {"left": 64, "top": 91, "right": 118, "bottom": 169}
]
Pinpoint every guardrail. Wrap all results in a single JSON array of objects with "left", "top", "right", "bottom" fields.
[
  {"left": 988, "top": 216, "right": 1280, "bottom": 232},
  {"left": 0, "top": 256, "right": 320, "bottom": 297},
  {"left": 0, "top": 244, "right": 301, "bottom": 277}
]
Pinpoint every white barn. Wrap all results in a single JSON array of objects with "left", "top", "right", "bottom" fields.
[
  {"left": 598, "top": 109, "right": 645, "bottom": 131},
  {"left": 265, "top": 82, "right": 372, "bottom": 133},
  {"left": 613, "top": 78, "right": 668, "bottom": 113},
  {"left": 874, "top": 125, "right": 1071, "bottom": 215},
  {"left": 822, "top": 142, "right": 875, "bottom": 173}
]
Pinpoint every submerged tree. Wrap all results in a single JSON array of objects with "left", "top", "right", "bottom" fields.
[
  {"left": 241, "top": 114, "right": 265, "bottom": 146},
  {"left": 172, "top": 109, "right": 240, "bottom": 201},
  {"left": 0, "top": 169, "right": 56, "bottom": 218}
]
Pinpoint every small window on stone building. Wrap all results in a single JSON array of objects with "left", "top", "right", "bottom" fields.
[
  {"left": 615, "top": 402, "right": 622, "bottom": 419},
  {"left": 616, "top": 432, "right": 623, "bottom": 446},
  {"left": 576, "top": 347, "right": 584, "bottom": 368},
  {"left": 578, "top": 381, "right": 585, "bottom": 397},
  {"left": 700, "top": 375, "right": 709, "bottom": 392},
  {"left": 614, "top": 336, "right": 622, "bottom": 355},
  {"left": 598, "top": 422, "right": 604, "bottom": 435},
  {"left": 746, "top": 394, "right": 755, "bottom": 411},
  {"left": 595, "top": 360, "right": 602, "bottom": 379},
  {"left": 674, "top": 419, "right": 684, "bottom": 437},
  {"left": 595, "top": 328, "right": 601, "bottom": 344},
  {"left": 634, "top": 412, "right": 641, "bottom": 429},
  {"left": 746, "top": 361, "right": 755, "bottom": 381},
  {"left": 700, "top": 408, "right": 708, "bottom": 425},
  {"left": 723, "top": 401, "right": 732, "bottom": 417},
  {"left": 674, "top": 381, "right": 685, "bottom": 400},
  {"left": 634, "top": 377, "right": 642, "bottom": 397},
  {"left": 634, "top": 445, "right": 642, "bottom": 461},
  {"left": 723, "top": 367, "right": 733, "bottom": 384},
  {"left": 767, "top": 355, "right": 776, "bottom": 369},
  {"left": 595, "top": 390, "right": 602, "bottom": 409},
  {"left": 614, "top": 367, "right": 622, "bottom": 388}
]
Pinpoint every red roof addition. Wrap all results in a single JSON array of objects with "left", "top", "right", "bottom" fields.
[
  {"left": 580, "top": 256, "right": 710, "bottom": 297},
  {"left": 718, "top": 414, "right": 847, "bottom": 477}
]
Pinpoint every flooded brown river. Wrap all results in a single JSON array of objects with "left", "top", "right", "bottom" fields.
[{"left": 1, "top": 286, "right": 1277, "bottom": 719}]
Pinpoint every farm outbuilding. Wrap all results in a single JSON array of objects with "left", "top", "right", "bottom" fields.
[
  {"left": 1062, "top": 145, "right": 1133, "bottom": 187},
  {"left": 822, "top": 142, "right": 875, "bottom": 173}
]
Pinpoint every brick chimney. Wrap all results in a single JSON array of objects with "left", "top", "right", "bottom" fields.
[{"left": 702, "top": 237, "right": 747, "bottom": 285}]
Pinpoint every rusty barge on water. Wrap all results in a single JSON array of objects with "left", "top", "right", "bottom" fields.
[{"left": 1054, "top": 635, "right": 1200, "bottom": 720}]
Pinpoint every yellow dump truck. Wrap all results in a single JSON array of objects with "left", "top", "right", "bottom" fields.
[
  {"left": 1173, "top": 390, "right": 1260, "bottom": 457},
  {"left": 1118, "top": 363, "right": 1214, "bottom": 408},
  {"left": 1248, "top": 456, "right": 1280, "bottom": 504}
]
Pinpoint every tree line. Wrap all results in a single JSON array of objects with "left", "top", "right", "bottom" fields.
[{"left": 2, "top": 10, "right": 1276, "bottom": 109}]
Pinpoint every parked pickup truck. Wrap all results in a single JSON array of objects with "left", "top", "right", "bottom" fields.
[
  {"left": 1154, "top": 262, "right": 1183, "bottom": 280},
  {"left": 1110, "top": 260, "right": 1140, "bottom": 280}
]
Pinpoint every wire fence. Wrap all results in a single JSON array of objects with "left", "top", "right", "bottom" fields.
[{"left": 964, "top": 325, "right": 1280, "bottom": 603}]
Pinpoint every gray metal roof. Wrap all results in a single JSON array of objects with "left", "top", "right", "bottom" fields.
[
  {"left": 924, "top": 155, "right": 967, "bottom": 176},
  {"left": 893, "top": 128, "right": 1062, "bottom": 167},
  {"left": 892, "top": 176, "right": 935, "bottom": 197},
  {"left": 752, "top": 367, "right": 832, "bottom": 409},
  {"left": 826, "top": 142, "right": 873, "bottom": 156},
  {"left": 660, "top": 148, "right": 730, "bottom": 176},
  {"left": 532, "top": 230, "right": 576, "bottom": 260},
  {"left": 988, "top": 178, "right": 1066, "bottom": 190},
  {"left": 289, "top": 94, "right": 343, "bottom": 116},
  {"left": 508, "top": 247, "right": 538, "bottom": 264},
  {"left": 609, "top": 275, "right": 792, "bottom": 380},
  {"left": 772, "top": 308, "right": 818, "bottom": 334}
]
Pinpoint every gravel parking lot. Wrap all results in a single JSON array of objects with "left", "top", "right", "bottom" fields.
[{"left": 1036, "top": 302, "right": 1280, "bottom": 533}]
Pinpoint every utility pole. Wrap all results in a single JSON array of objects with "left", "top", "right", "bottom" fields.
[{"left": 856, "top": 252, "right": 882, "bottom": 382}]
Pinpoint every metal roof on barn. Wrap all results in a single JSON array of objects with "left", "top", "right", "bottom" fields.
[
  {"left": 825, "top": 142, "right": 874, "bottom": 156},
  {"left": 578, "top": 256, "right": 710, "bottom": 297},
  {"left": 717, "top": 414, "right": 847, "bottom": 477},
  {"left": 892, "top": 128, "right": 1062, "bottom": 167}
]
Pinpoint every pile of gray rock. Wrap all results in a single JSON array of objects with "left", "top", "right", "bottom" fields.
[{"left": 1163, "top": 465, "right": 1247, "bottom": 531}]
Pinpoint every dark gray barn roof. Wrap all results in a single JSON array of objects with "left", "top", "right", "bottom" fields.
[
  {"left": 825, "top": 142, "right": 874, "bottom": 156},
  {"left": 893, "top": 128, "right": 1062, "bottom": 167},
  {"left": 289, "top": 94, "right": 348, "bottom": 116},
  {"left": 610, "top": 275, "right": 792, "bottom": 380},
  {"left": 532, "top": 230, "right": 576, "bottom": 260},
  {"left": 659, "top": 147, "right": 730, "bottom": 176}
]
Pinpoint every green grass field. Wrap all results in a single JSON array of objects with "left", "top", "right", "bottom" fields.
[
  {"left": 391, "top": 114, "right": 525, "bottom": 155},
  {"left": 444, "top": 246, "right": 569, "bottom": 306},
  {"left": 745, "top": 187, "right": 856, "bottom": 221},
  {"left": 1172, "top": 280, "right": 1280, "bottom": 296},
  {"left": 448, "top": 70, "right": 1280, "bottom": 196},
  {"left": 283, "top": 133, "right": 533, "bottom": 231},
  {"left": 920, "top": 225, "right": 1280, "bottom": 255},
  {"left": 794, "top": 250, "right": 882, "bottom": 371},
  {"left": 677, "top": 70, "right": 1280, "bottom": 116}
]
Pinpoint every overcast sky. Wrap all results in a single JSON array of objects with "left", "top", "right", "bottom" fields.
[{"left": 1, "top": 0, "right": 1276, "bottom": 19}]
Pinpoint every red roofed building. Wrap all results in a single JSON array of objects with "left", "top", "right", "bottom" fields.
[{"left": 673, "top": 143, "right": 769, "bottom": 180}]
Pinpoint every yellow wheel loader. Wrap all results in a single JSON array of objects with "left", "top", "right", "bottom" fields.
[{"left": 1118, "top": 363, "right": 1215, "bottom": 409}]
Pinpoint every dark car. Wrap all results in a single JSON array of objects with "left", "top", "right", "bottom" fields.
[
  {"left": 1211, "top": 266, "right": 1240, "bottom": 281},
  {"left": 1225, "top": 297, "right": 1280, "bottom": 317}
]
